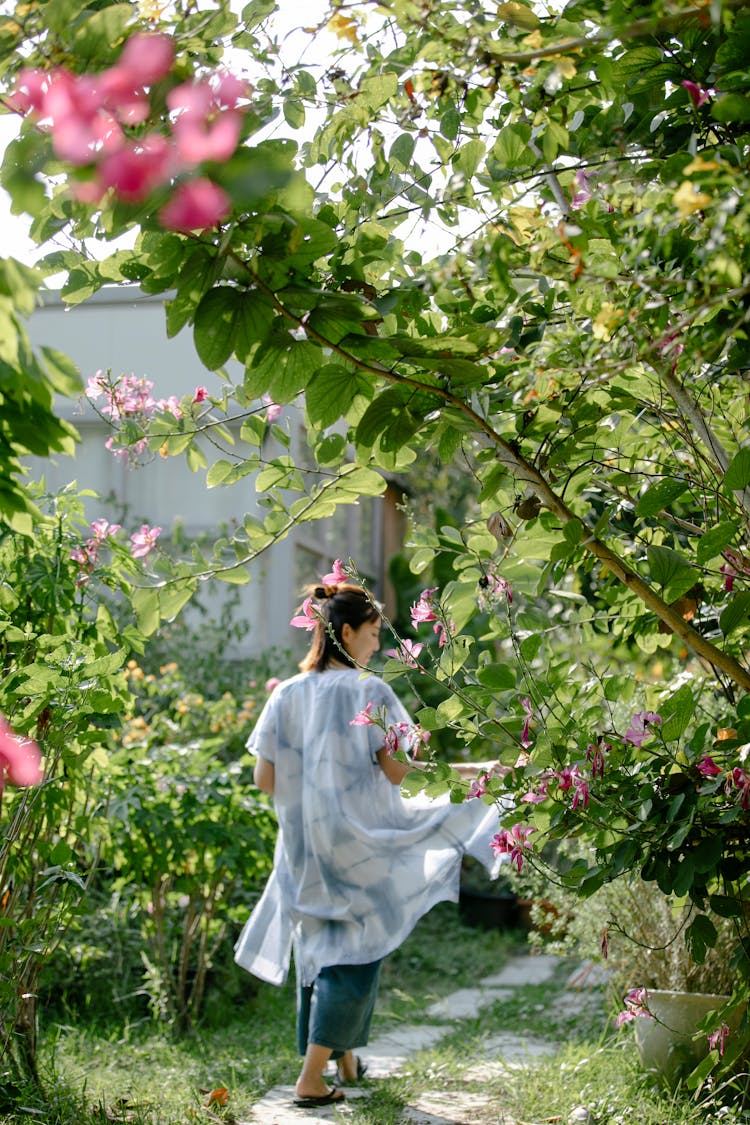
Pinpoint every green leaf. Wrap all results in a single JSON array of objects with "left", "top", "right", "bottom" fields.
[
  {"left": 719, "top": 591, "right": 750, "bottom": 636},
  {"left": 660, "top": 683, "right": 696, "bottom": 741},
  {"left": 132, "top": 588, "right": 161, "bottom": 636},
  {"left": 724, "top": 448, "right": 750, "bottom": 492},
  {"left": 283, "top": 98, "right": 305, "bottom": 128},
  {"left": 712, "top": 93, "right": 750, "bottom": 122},
  {"left": 194, "top": 287, "right": 245, "bottom": 370},
  {"left": 685, "top": 914, "right": 718, "bottom": 963},
  {"left": 490, "top": 124, "right": 532, "bottom": 170},
  {"left": 390, "top": 133, "right": 416, "bottom": 170},
  {"left": 72, "top": 4, "right": 132, "bottom": 63},
  {"left": 709, "top": 893, "right": 744, "bottom": 918},
  {"left": 636, "top": 478, "right": 689, "bottom": 517},
  {"left": 440, "top": 108, "right": 460, "bottom": 141},
  {"left": 476, "top": 664, "right": 516, "bottom": 691},
  {"left": 647, "top": 546, "right": 699, "bottom": 601},
  {"left": 696, "top": 521, "right": 738, "bottom": 565}
]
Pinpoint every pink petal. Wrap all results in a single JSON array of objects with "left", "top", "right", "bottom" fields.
[
  {"left": 158, "top": 179, "right": 231, "bottom": 233},
  {"left": 0, "top": 716, "right": 42, "bottom": 787}
]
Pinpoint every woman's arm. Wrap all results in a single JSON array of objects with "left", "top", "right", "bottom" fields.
[
  {"left": 253, "top": 754, "right": 275, "bottom": 795},
  {"left": 376, "top": 747, "right": 426, "bottom": 786}
]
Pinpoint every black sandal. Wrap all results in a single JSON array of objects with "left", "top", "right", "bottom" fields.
[
  {"left": 293, "top": 1088, "right": 346, "bottom": 1107},
  {"left": 335, "top": 1055, "right": 368, "bottom": 1085}
]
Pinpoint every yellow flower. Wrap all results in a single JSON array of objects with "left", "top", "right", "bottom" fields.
[
  {"left": 520, "top": 29, "right": 544, "bottom": 50},
  {"left": 554, "top": 57, "right": 578, "bottom": 80},
  {"left": 672, "top": 180, "right": 711, "bottom": 217},
  {"left": 592, "top": 303, "right": 623, "bottom": 341},
  {"left": 683, "top": 156, "right": 718, "bottom": 175},
  {"left": 327, "top": 13, "right": 359, "bottom": 43}
]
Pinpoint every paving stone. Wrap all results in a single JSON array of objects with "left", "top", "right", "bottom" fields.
[
  {"left": 466, "top": 1030, "right": 558, "bottom": 1068},
  {"left": 483, "top": 954, "right": 560, "bottom": 988},
  {"left": 401, "top": 1090, "right": 499, "bottom": 1124},
  {"left": 246, "top": 1084, "right": 368, "bottom": 1124},
  {"left": 566, "top": 959, "right": 610, "bottom": 990},
  {"left": 364, "top": 1024, "right": 452, "bottom": 1077},
  {"left": 425, "top": 987, "right": 514, "bottom": 1020}
]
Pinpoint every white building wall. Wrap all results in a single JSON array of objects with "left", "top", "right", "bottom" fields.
[{"left": 24, "top": 285, "right": 384, "bottom": 658}]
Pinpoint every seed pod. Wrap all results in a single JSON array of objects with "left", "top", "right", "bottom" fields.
[{"left": 486, "top": 512, "right": 512, "bottom": 542}]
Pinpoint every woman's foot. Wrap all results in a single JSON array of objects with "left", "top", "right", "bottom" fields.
[{"left": 336, "top": 1051, "right": 367, "bottom": 1084}]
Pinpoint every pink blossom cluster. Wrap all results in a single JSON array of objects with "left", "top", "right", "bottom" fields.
[
  {"left": 410, "top": 586, "right": 454, "bottom": 647},
  {"left": 0, "top": 714, "right": 43, "bottom": 793},
  {"left": 490, "top": 823, "right": 536, "bottom": 873},
  {"left": 385, "top": 639, "right": 424, "bottom": 669},
  {"left": 87, "top": 371, "right": 208, "bottom": 464},
  {"left": 467, "top": 770, "right": 490, "bottom": 799},
  {"left": 9, "top": 33, "right": 250, "bottom": 232},
  {"left": 410, "top": 587, "right": 438, "bottom": 626},
  {"left": 522, "top": 761, "right": 592, "bottom": 811},
  {"left": 383, "top": 721, "right": 430, "bottom": 758},
  {"left": 70, "top": 517, "right": 121, "bottom": 583},
  {"left": 623, "top": 710, "right": 661, "bottom": 748},
  {"left": 708, "top": 1022, "right": 730, "bottom": 1057},
  {"left": 616, "top": 987, "right": 653, "bottom": 1028},
  {"left": 477, "top": 568, "right": 512, "bottom": 612}
]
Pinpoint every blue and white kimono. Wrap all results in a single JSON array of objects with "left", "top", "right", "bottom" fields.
[{"left": 234, "top": 668, "right": 500, "bottom": 987}]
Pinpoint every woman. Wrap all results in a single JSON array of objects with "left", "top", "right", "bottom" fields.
[{"left": 234, "top": 581, "right": 500, "bottom": 1107}]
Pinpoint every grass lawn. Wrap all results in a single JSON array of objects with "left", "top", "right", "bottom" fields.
[{"left": 12, "top": 901, "right": 750, "bottom": 1124}]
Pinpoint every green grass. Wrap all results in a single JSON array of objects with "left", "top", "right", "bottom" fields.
[{"left": 8, "top": 901, "right": 749, "bottom": 1124}]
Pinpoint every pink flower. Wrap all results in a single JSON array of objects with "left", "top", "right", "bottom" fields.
[
  {"left": 90, "top": 518, "right": 121, "bottom": 541},
  {"left": 262, "top": 393, "right": 282, "bottom": 422},
  {"left": 155, "top": 395, "right": 183, "bottom": 418},
  {"left": 130, "top": 523, "right": 162, "bottom": 559},
  {"left": 264, "top": 677, "right": 281, "bottom": 693},
  {"left": 467, "top": 771, "right": 490, "bottom": 800},
  {"left": 385, "top": 640, "right": 424, "bottom": 668},
  {"left": 587, "top": 738, "right": 609, "bottom": 778},
  {"left": 731, "top": 767, "right": 750, "bottom": 810},
  {"left": 193, "top": 386, "right": 209, "bottom": 403},
  {"left": 410, "top": 588, "right": 438, "bottom": 627},
  {"left": 0, "top": 715, "right": 42, "bottom": 789},
  {"left": 98, "top": 135, "right": 174, "bottom": 202},
  {"left": 168, "top": 78, "right": 244, "bottom": 165},
  {"left": 321, "top": 559, "right": 348, "bottom": 585},
  {"left": 617, "top": 988, "right": 652, "bottom": 1027},
  {"left": 520, "top": 696, "right": 534, "bottom": 749},
  {"left": 490, "top": 824, "right": 536, "bottom": 873},
  {"left": 521, "top": 772, "right": 550, "bottom": 804},
  {"left": 720, "top": 562, "right": 736, "bottom": 593},
  {"left": 623, "top": 710, "right": 661, "bottom": 748},
  {"left": 116, "top": 32, "right": 175, "bottom": 87},
  {"left": 571, "top": 766, "right": 589, "bottom": 810},
  {"left": 571, "top": 168, "right": 592, "bottom": 209},
  {"left": 159, "top": 178, "right": 231, "bottom": 233},
  {"left": 682, "top": 80, "right": 712, "bottom": 108},
  {"left": 708, "top": 1023, "right": 730, "bottom": 1057},
  {"left": 350, "top": 702, "right": 376, "bottom": 726},
  {"left": 290, "top": 597, "right": 318, "bottom": 631},
  {"left": 433, "top": 619, "right": 454, "bottom": 648},
  {"left": 697, "top": 755, "right": 722, "bottom": 777},
  {"left": 384, "top": 721, "right": 430, "bottom": 757}
]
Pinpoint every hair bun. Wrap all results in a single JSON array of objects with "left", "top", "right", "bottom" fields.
[{"left": 314, "top": 584, "right": 338, "bottom": 599}]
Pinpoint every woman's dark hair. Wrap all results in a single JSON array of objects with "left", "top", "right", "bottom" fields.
[{"left": 299, "top": 583, "right": 380, "bottom": 672}]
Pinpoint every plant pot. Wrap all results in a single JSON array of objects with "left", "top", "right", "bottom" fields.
[
  {"left": 458, "top": 888, "right": 520, "bottom": 930},
  {"left": 633, "top": 989, "right": 733, "bottom": 1086}
]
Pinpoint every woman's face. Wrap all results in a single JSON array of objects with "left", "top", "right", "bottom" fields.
[{"left": 342, "top": 618, "right": 381, "bottom": 667}]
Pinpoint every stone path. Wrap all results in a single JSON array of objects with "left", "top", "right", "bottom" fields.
[{"left": 243, "top": 953, "right": 594, "bottom": 1125}]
